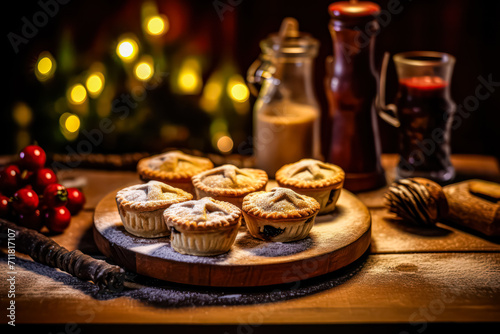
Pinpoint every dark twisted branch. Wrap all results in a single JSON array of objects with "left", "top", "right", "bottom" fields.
[{"left": 0, "top": 219, "right": 125, "bottom": 292}]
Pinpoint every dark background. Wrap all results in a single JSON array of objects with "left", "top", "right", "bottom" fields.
[{"left": 3, "top": 0, "right": 500, "bottom": 161}]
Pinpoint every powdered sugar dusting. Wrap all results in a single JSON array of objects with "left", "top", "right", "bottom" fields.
[
  {"left": 163, "top": 197, "right": 240, "bottom": 229},
  {"left": 287, "top": 159, "right": 337, "bottom": 181},
  {"left": 148, "top": 150, "right": 211, "bottom": 173},
  {"left": 198, "top": 164, "right": 254, "bottom": 189},
  {"left": 243, "top": 187, "right": 320, "bottom": 219},
  {"left": 117, "top": 181, "right": 191, "bottom": 204}
]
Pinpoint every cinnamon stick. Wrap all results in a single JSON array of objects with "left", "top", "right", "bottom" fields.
[{"left": 0, "top": 219, "right": 125, "bottom": 292}]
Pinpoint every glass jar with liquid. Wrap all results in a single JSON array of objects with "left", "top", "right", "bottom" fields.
[{"left": 247, "top": 18, "right": 321, "bottom": 176}]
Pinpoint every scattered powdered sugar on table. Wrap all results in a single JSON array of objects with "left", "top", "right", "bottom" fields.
[{"left": 411, "top": 254, "right": 500, "bottom": 293}]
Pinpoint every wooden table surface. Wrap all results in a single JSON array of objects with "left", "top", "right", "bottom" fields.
[{"left": 1, "top": 154, "right": 500, "bottom": 331}]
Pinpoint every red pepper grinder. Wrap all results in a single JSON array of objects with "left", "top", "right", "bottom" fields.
[{"left": 325, "top": 0, "right": 386, "bottom": 192}]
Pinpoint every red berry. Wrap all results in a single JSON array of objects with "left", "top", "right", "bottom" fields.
[
  {"left": 43, "top": 183, "right": 68, "bottom": 208},
  {"left": 34, "top": 168, "right": 58, "bottom": 193},
  {"left": 0, "top": 195, "right": 10, "bottom": 218},
  {"left": 0, "top": 165, "right": 21, "bottom": 195},
  {"left": 44, "top": 206, "right": 71, "bottom": 233},
  {"left": 19, "top": 145, "right": 46, "bottom": 171},
  {"left": 18, "top": 209, "right": 43, "bottom": 231},
  {"left": 66, "top": 188, "right": 86, "bottom": 215},
  {"left": 12, "top": 187, "right": 39, "bottom": 215}
]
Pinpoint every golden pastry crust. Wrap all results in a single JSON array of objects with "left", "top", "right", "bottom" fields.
[
  {"left": 164, "top": 197, "right": 242, "bottom": 232},
  {"left": 275, "top": 159, "right": 345, "bottom": 190},
  {"left": 192, "top": 164, "right": 268, "bottom": 197},
  {"left": 116, "top": 181, "right": 193, "bottom": 213},
  {"left": 137, "top": 150, "right": 214, "bottom": 183},
  {"left": 242, "top": 187, "right": 320, "bottom": 220}
]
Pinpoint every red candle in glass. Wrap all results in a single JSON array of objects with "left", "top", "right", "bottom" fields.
[
  {"left": 395, "top": 76, "right": 454, "bottom": 175},
  {"left": 328, "top": 1, "right": 380, "bottom": 17}
]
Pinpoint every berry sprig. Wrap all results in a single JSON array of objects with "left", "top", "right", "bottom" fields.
[{"left": 0, "top": 144, "right": 86, "bottom": 233}]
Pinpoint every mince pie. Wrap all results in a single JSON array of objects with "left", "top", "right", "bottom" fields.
[
  {"left": 192, "top": 164, "right": 268, "bottom": 209},
  {"left": 275, "top": 159, "right": 344, "bottom": 215},
  {"left": 163, "top": 197, "right": 242, "bottom": 256},
  {"left": 242, "top": 187, "right": 320, "bottom": 242},
  {"left": 137, "top": 151, "right": 213, "bottom": 195},
  {"left": 116, "top": 181, "right": 193, "bottom": 238}
]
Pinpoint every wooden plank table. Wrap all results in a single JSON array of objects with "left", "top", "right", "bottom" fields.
[{"left": 1, "top": 154, "right": 500, "bottom": 332}]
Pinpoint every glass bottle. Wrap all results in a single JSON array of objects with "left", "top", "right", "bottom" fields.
[
  {"left": 247, "top": 18, "right": 321, "bottom": 176},
  {"left": 325, "top": 1, "right": 386, "bottom": 192}
]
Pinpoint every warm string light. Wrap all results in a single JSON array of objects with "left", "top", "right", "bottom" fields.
[
  {"left": 59, "top": 112, "right": 81, "bottom": 141},
  {"left": 86, "top": 72, "right": 105, "bottom": 98},
  {"left": 12, "top": 102, "right": 33, "bottom": 127},
  {"left": 32, "top": 10, "right": 251, "bottom": 149},
  {"left": 141, "top": 1, "right": 169, "bottom": 37},
  {"left": 116, "top": 37, "right": 139, "bottom": 62},
  {"left": 68, "top": 84, "right": 87, "bottom": 105},
  {"left": 145, "top": 15, "right": 169, "bottom": 36},
  {"left": 35, "top": 51, "right": 56, "bottom": 82},
  {"left": 227, "top": 75, "right": 250, "bottom": 103},
  {"left": 177, "top": 58, "right": 202, "bottom": 94},
  {"left": 135, "top": 63, "right": 153, "bottom": 80},
  {"left": 64, "top": 114, "right": 81, "bottom": 133},
  {"left": 200, "top": 73, "right": 224, "bottom": 113},
  {"left": 134, "top": 56, "right": 154, "bottom": 81},
  {"left": 12, "top": 102, "right": 33, "bottom": 153},
  {"left": 217, "top": 135, "right": 234, "bottom": 153},
  {"left": 38, "top": 58, "right": 52, "bottom": 75}
]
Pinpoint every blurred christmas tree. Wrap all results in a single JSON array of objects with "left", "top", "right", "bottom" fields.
[{"left": 6, "top": 0, "right": 252, "bottom": 157}]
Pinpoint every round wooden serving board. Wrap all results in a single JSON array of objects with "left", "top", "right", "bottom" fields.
[{"left": 93, "top": 184, "right": 371, "bottom": 287}]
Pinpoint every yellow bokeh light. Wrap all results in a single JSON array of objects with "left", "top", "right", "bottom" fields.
[
  {"left": 146, "top": 15, "right": 168, "bottom": 36},
  {"left": 227, "top": 76, "right": 250, "bottom": 102},
  {"left": 68, "top": 84, "right": 87, "bottom": 105},
  {"left": 86, "top": 72, "right": 105, "bottom": 97},
  {"left": 134, "top": 62, "right": 154, "bottom": 81},
  {"left": 180, "top": 73, "right": 196, "bottom": 90},
  {"left": 118, "top": 41, "right": 134, "bottom": 58},
  {"left": 217, "top": 135, "right": 234, "bottom": 153},
  {"left": 38, "top": 57, "right": 52, "bottom": 74},
  {"left": 205, "top": 81, "right": 223, "bottom": 100},
  {"left": 177, "top": 58, "right": 202, "bottom": 94},
  {"left": 200, "top": 80, "right": 223, "bottom": 113},
  {"left": 35, "top": 51, "right": 56, "bottom": 81},
  {"left": 116, "top": 38, "right": 139, "bottom": 62},
  {"left": 12, "top": 102, "right": 33, "bottom": 127},
  {"left": 65, "top": 114, "right": 80, "bottom": 133},
  {"left": 230, "top": 83, "right": 250, "bottom": 102},
  {"left": 59, "top": 113, "right": 80, "bottom": 140}
]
